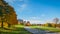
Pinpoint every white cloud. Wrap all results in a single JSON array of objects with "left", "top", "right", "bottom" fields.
[
  {"left": 20, "top": 4, "right": 27, "bottom": 10},
  {"left": 29, "top": 16, "right": 41, "bottom": 20},
  {"left": 5, "top": 0, "right": 45, "bottom": 24},
  {"left": 17, "top": 4, "right": 27, "bottom": 12},
  {"left": 5, "top": 0, "right": 28, "bottom": 4},
  {"left": 24, "top": 19, "right": 41, "bottom": 24},
  {"left": 30, "top": 20, "right": 41, "bottom": 24},
  {"left": 5, "top": 0, "right": 28, "bottom": 12},
  {"left": 41, "top": 14, "right": 45, "bottom": 17},
  {"left": 23, "top": 16, "right": 42, "bottom": 24},
  {"left": 23, "top": 15, "right": 48, "bottom": 24},
  {"left": 5, "top": 0, "right": 16, "bottom": 4},
  {"left": 19, "top": 0, "right": 24, "bottom": 1}
]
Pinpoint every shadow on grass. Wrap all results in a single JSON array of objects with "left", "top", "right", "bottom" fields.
[{"left": 0, "top": 27, "right": 32, "bottom": 34}]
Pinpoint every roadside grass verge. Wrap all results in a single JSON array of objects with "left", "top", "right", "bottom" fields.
[
  {"left": 30, "top": 26, "right": 60, "bottom": 32},
  {"left": 0, "top": 25, "right": 31, "bottom": 34}
]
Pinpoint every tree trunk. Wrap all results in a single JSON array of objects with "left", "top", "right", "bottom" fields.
[
  {"left": 8, "top": 23, "right": 11, "bottom": 28},
  {"left": 1, "top": 21, "right": 3, "bottom": 28}
]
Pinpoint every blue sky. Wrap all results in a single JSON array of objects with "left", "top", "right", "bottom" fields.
[{"left": 5, "top": 0, "right": 60, "bottom": 24}]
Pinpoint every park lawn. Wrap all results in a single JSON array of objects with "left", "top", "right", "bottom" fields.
[
  {"left": 0, "top": 25, "right": 31, "bottom": 34},
  {"left": 30, "top": 26, "right": 60, "bottom": 32}
]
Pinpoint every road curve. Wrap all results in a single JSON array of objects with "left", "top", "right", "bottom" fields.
[{"left": 24, "top": 26, "right": 60, "bottom": 34}]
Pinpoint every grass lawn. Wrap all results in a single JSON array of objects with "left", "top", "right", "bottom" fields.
[
  {"left": 30, "top": 26, "right": 60, "bottom": 32},
  {"left": 0, "top": 25, "right": 31, "bottom": 34}
]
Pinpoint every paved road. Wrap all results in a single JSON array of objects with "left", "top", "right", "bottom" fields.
[{"left": 24, "top": 27, "right": 60, "bottom": 34}]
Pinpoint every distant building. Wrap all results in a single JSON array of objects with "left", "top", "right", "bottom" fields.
[
  {"left": 18, "top": 19, "right": 24, "bottom": 25},
  {"left": 23, "top": 21, "right": 27, "bottom": 25},
  {"left": 25, "top": 21, "right": 31, "bottom": 26}
]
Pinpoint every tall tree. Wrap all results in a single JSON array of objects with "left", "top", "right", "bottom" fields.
[
  {"left": 53, "top": 18, "right": 59, "bottom": 27},
  {"left": 0, "top": 6, "right": 4, "bottom": 28},
  {"left": 5, "top": 5, "right": 11, "bottom": 27},
  {"left": 0, "top": 0, "right": 18, "bottom": 28}
]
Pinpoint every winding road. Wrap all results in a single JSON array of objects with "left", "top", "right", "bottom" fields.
[{"left": 24, "top": 26, "right": 60, "bottom": 34}]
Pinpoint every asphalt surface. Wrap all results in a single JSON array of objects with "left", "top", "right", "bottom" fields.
[{"left": 24, "top": 26, "right": 60, "bottom": 34}]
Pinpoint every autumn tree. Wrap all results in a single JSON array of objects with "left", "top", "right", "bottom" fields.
[
  {"left": 45, "top": 23, "right": 52, "bottom": 27},
  {"left": 0, "top": 6, "right": 4, "bottom": 28},
  {"left": 0, "top": 0, "right": 18, "bottom": 28}
]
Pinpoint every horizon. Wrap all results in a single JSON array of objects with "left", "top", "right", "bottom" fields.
[{"left": 5, "top": 0, "right": 60, "bottom": 24}]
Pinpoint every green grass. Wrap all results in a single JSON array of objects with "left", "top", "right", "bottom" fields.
[
  {"left": 30, "top": 26, "right": 60, "bottom": 32},
  {"left": 0, "top": 25, "right": 31, "bottom": 34}
]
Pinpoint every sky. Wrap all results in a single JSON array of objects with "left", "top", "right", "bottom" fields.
[{"left": 5, "top": 0, "right": 60, "bottom": 24}]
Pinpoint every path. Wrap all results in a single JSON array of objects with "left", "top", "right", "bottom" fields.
[{"left": 24, "top": 26, "right": 60, "bottom": 34}]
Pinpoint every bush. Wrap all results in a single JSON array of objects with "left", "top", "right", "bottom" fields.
[{"left": 47, "top": 23, "right": 52, "bottom": 27}]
